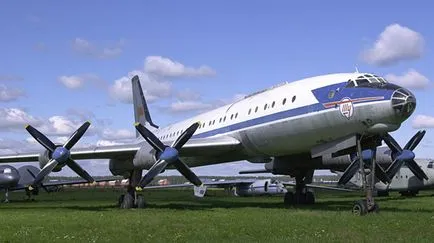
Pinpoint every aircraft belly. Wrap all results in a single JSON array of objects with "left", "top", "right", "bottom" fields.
[{"left": 241, "top": 101, "right": 394, "bottom": 156}]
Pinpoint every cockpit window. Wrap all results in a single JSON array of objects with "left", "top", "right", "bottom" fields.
[{"left": 346, "top": 74, "right": 388, "bottom": 88}]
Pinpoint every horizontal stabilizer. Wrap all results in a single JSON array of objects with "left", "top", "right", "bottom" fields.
[{"left": 239, "top": 169, "right": 270, "bottom": 174}]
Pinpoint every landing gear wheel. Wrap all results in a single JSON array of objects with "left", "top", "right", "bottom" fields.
[
  {"left": 352, "top": 200, "right": 368, "bottom": 216},
  {"left": 120, "top": 193, "right": 134, "bottom": 209},
  {"left": 284, "top": 192, "right": 294, "bottom": 206},
  {"left": 305, "top": 191, "right": 315, "bottom": 205},
  {"left": 136, "top": 195, "right": 146, "bottom": 208},
  {"left": 118, "top": 194, "right": 125, "bottom": 207},
  {"left": 369, "top": 202, "right": 379, "bottom": 213}
]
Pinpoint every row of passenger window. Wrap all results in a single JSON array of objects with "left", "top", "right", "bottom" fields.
[{"left": 158, "top": 95, "right": 297, "bottom": 140}]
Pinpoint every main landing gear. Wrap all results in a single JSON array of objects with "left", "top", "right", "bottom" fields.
[
  {"left": 284, "top": 170, "right": 315, "bottom": 205},
  {"left": 118, "top": 170, "right": 146, "bottom": 209}
]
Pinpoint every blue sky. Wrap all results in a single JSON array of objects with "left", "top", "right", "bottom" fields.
[{"left": 1, "top": 1, "right": 434, "bottom": 176}]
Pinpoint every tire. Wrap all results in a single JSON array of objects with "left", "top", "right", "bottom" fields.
[
  {"left": 369, "top": 202, "right": 380, "bottom": 213},
  {"left": 120, "top": 194, "right": 134, "bottom": 209},
  {"left": 352, "top": 200, "right": 368, "bottom": 216},
  {"left": 136, "top": 195, "right": 146, "bottom": 208},
  {"left": 305, "top": 192, "right": 315, "bottom": 204},
  {"left": 118, "top": 194, "right": 125, "bottom": 207},
  {"left": 284, "top": 192, "right": 294, "bottom": 206}
]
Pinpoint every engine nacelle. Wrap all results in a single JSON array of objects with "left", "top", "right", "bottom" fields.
[
  {"left": 38, "top": 150, "right": 51, "bottom": 170},
  {"left": 132, "top": 143, "right": 159, "bottom": 170},
  {"left": 109, "top": 158, "right": 134, "bottom": 178}
]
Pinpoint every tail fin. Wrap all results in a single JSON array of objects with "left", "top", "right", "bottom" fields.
[{"left": 132, "top": 75, "right": 158, "bottom": 137}]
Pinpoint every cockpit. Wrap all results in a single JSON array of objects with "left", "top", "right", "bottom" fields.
[{"left": 345, "top": 74, "right": 388, "bottom": 88}]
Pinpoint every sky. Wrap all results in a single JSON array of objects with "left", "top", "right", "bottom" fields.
[{"left": 1, "top": 1, "right": 434, "bottom": 177}]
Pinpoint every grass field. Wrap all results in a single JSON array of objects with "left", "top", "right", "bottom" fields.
[{"left": 0, "top": 188, "right": 433, "bottom": 242}]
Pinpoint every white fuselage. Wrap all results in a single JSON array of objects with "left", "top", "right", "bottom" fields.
[{"left": 142, "top": 72, "right": 411, "bottom": 167}]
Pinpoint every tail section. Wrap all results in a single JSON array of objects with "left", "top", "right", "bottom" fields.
[{"left": 132, "top": 75, "right": 158, "bottom": 138}]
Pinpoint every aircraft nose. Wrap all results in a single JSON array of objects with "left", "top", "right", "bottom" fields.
[{"left": 391, "top": 87, "right": 416, "bottom": 119}]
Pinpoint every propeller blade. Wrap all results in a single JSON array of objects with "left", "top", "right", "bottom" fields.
[
  {"left": 173, "top": 159, "right": 202, "bottom": 186},
  {"left": 386, "top": 158, "right": 406, "bottom": 180},
  {"left": 382, "top": 133, "right": 403, "bottom": 154},
  {"left": 25, "top": 125, "right": 56, "bottom": 152},
  {"left": 63, "top": 121, "right": 91, "bottom": 150},
  {"left": 66, "top": 159, "right": 95, "bottom": 183},
  {"left": 26, "top": 169, "right": 50, "bottom": 193},
  {"left": 338, "top": 157, "right": 360, "bottom": 185},
  {"left": 33, "top": 159, "right": 59, "bottom": 186},
  {"left": 139, "top": 160, "right": 168, "bottom": 187},
  {"left": 406, "top": 159, "right": 429, "bottom": 180},
  {"left": 374, "top": 165, "right": 391, "bottom": 184},
  {"left": 135, "top": 123, "right": 166, "bottom": 153},
  {"left": 403, "top": 130, "right": 426, "bottom": 151},
  {"left": 171, "top": 122, "right": 200, "bottom": 150}
]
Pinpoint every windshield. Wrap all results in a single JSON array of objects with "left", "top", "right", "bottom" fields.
[{"left": 345, "top": 74, "right": 388, "bottom": 88}]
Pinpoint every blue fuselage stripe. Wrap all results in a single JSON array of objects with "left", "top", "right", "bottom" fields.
[{"left": 192, "top": 83, "right": 395, "bottom": 139}]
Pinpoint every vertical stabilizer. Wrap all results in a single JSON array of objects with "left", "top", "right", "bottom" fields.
[{"left": 132, "top": 75, "right": 158, "bottom": 138}]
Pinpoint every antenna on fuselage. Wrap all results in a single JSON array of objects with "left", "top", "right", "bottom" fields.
[{"left": 355, "top": 66, "right": 360, "bottom": 73}]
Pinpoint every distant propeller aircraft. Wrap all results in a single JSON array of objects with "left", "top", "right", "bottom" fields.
[{"left": 0, "top": 72, "right": 426, "bottom": 215}]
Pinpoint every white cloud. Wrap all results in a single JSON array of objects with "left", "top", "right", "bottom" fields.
[
  {"left": 176, "top": 89, "right": 202, "bottom": 101},
  {"left": 144, "top": 56, "right": 216, "bottom": 78},
  {"left": 96, "top": 140, "right": 125, "bottom": 147},
  {"left": 58, "top": 75, "right": 84, "bottom": 89},
  {"left": 385, "top": 69, "right": 430, "bottom": 90},
  {"left": 100, "top": 128, "right": 135, "bottom": 140},
  {"left": 0, "top": 85, "right": 25, "bottom": 102},
  {"left": 362, "top": 24, "right": 425, "bottom": 66},
  {"left": 72, "top": 38, "right": 124, "bottom": 59},
  {"left": 169, "top": 101, "right": 213, "bottom": 113},
  {"left": 58, "top": 74, "right": 104, "bottom": 89},
  {"left": 412, "top": 115, "right": 434, "bottom": 129},
  {"left": 109, "top": 71, "right": 171, "bottom": 104},
  {"left": 0, "top": 108, "right": 42, "bottom": 131}
]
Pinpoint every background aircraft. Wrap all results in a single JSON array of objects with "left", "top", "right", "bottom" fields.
[
  {"left": 333, "top": 159, "right": 434, "bottom": 196},
  {"left": 0, "top": 73, "right": 425, "bottom": 215},
  {"left": 0, "top": 164, "right": 116, "bottom": 203}
]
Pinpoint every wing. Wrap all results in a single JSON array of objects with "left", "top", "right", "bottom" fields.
[
  {"left": 9, "top": 177, "right": 120, "bottom": 191},
  {"left": 282, "top": 181, "right": 355, "bottom": 192},
  {"left": 0, "top": 135, "right": 242, "bottom": 163}
]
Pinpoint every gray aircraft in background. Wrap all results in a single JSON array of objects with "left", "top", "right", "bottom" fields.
[
  {"left": 0, "top": 164, "right": 115, "bottom": 203},
  {"left": 333, "top": 159, "right": 434, "bottom": 196}
]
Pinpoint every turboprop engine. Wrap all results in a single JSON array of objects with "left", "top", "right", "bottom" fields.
[{"left": 109, "top": 143, "right": 158, "bottom": 178}]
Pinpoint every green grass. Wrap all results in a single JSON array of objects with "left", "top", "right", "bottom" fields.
[{"left": 1, "top": 188, "right": 433, "bottom": 242}]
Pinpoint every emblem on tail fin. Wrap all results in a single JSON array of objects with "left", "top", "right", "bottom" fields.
[{"left": 339, "top": 97, "right": 354, "bottom": 119}]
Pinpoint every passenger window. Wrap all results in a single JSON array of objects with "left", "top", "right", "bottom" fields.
[
  {"left": 248, "top": 109, "right": 251, "bottom": 115},
  {"left": 428, "top": 161, "right": 433, "bottom": 169},
  {"left": 272, "top": 101, "right": 275, "bottom": 108},
  {"left": 283, "top": 98, "right": 287, "bottom": 105},
  {"left": 230, "top": 114, "right": 233, "bottom": 120},
  {"left": 264, "top": 104, "right": 267, "bottom": 110},
  {"left": 255, "top": 106, "right": 258, "bottom": 112},
  {"left": 219, "top": 118, "right": 222, "bottom": 123},
  {"left": 292, "top": 96, "right": 296, "bottom": 103},
  {"left": 235, "top": 113, "right": 238, "bottom": 118},
  {"left": 223, "top": 116, "right": 226, "bottom": 122}
]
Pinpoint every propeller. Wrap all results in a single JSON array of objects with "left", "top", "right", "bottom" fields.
[
  {"left": 338, "top": 150, "right": 390, "bottom": 185},
  {"left": 382, "top": 130, "right": 428, "bottom": 181},
  {"left": 135, "top": 122, "right": 203, "bottom": 188},
  {"left": 25, "top": 121, "right": 95, "bottom": 187}
]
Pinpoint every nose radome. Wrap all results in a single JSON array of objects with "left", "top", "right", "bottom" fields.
[{"left": 391, "top": 88, "right": 416, "bottom": 118}]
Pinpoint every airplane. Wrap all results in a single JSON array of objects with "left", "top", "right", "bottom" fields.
[
  {"left": 0, "top": 164, "right": 117, "bottom": 202},
  {"left": 0, "top": 72, "right": 426, "bottom": 215},
  {"left": 333, "top": 158, "right": 434, "bottom": 197}
]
